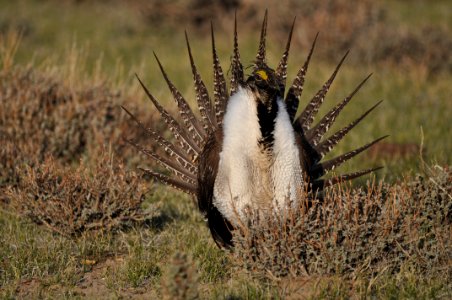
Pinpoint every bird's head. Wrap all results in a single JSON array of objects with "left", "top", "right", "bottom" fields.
[
  {"left": 242, "top": 64, "right": 282, "bottom": 148},
  {"left": 246, "top": 65, "right": 282, "bottom": 110}
]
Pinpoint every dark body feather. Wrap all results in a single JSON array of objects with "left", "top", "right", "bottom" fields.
[{"left": 197, "top": 130, "right": 234, "bottom": 248}]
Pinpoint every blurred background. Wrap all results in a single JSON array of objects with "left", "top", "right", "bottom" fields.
[{"left": 1, "top": 0, "right": 451, "bottom": 182}]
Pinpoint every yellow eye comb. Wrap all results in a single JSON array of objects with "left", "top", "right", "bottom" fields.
[{"left": 256, "top": 70, "right": 268, "bottom": 81}]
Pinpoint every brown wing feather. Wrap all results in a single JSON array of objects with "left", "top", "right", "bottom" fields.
[{"left": 197, "top": 130, "right": 234, "bottom": 248}]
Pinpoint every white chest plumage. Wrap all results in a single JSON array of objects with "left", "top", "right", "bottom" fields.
[{"left": 213, "top": 87, "right": 304, "bottom": 223}]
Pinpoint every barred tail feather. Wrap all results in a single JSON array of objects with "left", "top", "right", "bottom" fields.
[
  {"left": 153, "top": 52, "right": 207, "bottom": 145},
  {"left": 135, "top": 75, "right": 201, "bottom": 157},
  {"left": 298, "top": 50, "right": 349, "bottom": 132},
  {"left": 121, "top": 105, "right": 197, "bottom": 174},
  {"left": 275, "top": 17, "right": 296, "bottom": 93},
  {"left": 285, "top": 33, "right": 318, "bottom": 122},
  {"left": 139, "top": 168, "right": 197, "bottom": 195},
  {"left": 185, "top": 31, "right": 216, "bottom": 131},
  {"left": 230, "top": 12, "right": 244, "bottom": 95},
  {"left": 306, "top": 73, "right": 373, "bottom": 145},
  {"left": 312, "top": 135, "right": 388, "bottom": 177},
  {"left": 312, "top": 166, "right": 383, "bottom": 190},
  {"left": 315, "top": 100, "right": 383, "bottom": 158},
  {"left": 255, "top": 9, "right": 268, "bottom": 67},
  {"left": 126, "top": 139, "right": 197, "bottom": 185},
  {"left": 211, "top": 23, "right": 228, "bottom": 125}
]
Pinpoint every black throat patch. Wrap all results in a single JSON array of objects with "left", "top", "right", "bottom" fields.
[{"left": 257, "top": 97, "right": 279, "bottom": 150}]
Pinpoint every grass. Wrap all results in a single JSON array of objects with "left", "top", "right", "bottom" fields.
[{"left": 0, "top": 0, "right": 451, "bottom": 298}]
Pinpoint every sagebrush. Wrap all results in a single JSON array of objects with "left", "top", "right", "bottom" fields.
[
  {"left": 0, "top": 67, "right": 155, "bottom": 192},
  {"left": 6, "top": 152, "right": 155, "bottom": 236},
  {"left": 233, "top": 165, "right": 451, "bottom": 287}
]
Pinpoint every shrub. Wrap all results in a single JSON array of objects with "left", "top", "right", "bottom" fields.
[
  {"left": 0, "top": 67, "right": 155, "bottom": 193},
  {"left": 6, "top": 151, "right": 154, "bottom": 236},
  {"left": 232, "top": 165, "right": 451, "bottom": 283}
]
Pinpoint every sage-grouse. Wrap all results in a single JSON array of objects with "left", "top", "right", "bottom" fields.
[{"left": 123, "top": 12, "right": 386, "bottom": 248}]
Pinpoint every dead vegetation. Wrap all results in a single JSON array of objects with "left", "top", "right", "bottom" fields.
[
  {"left": 0, "top": 60, "right": 159, "bottom": 235},
  {"left": 232, "top": 165, "right": 451, "bottom": 288},
  {"left": 6, "top": 151, "right": 155, "bottom": 237},
  {"left": 0, "top": 66, "right": 157, "bottom": 194}
]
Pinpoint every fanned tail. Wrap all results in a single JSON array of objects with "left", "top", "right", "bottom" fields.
[
  {"left": 123, "top": 74, "right": 203, "bottom": 194},
  {"left": 126, "top": 139, "right": 197, "bottom": 185},
  {"left": 139, "top": 168, "right": 197, "bottom": 195},
  {"left": 121, "top": 105, "right": 196, "bottom": 174},
  {"left": 311, "top": 135, "right": 388, "bottom": 178},
  {"left": 135, "top": 75, "right": 201, "bottom": 157},
  {"left": 289, "top": 38, "right": 383, "bottom": 187}
]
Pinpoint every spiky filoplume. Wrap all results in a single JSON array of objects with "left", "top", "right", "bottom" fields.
[{"left": 124, "top": 12, "right": 384, "bottom": 248}]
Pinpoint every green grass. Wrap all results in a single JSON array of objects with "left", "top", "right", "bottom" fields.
[
  {"left": 1, "top": 0, "right": 451, "bottom": 298},
  {"left": 382, "top": 0, "right": 452, "bottom": 28}
]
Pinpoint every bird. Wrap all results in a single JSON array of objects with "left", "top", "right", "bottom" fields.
[{"left": 122, "top": 11, "right": 386, "bottom": 249}]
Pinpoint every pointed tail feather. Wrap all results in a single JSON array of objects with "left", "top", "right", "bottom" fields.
[
  {"left": 153, "top": 52, "right": 207, "bottom": 145},
  {"left": 211, "top": 23, "right": 228, "bottom": 126},
  {"left": 121, "top": 105, "right": 197, "bottom": 174},
  {"left": 255, "top": 9, "right": 268, "bottom": 67},
  {"left": 275, "top": 17, "right": 296, "bottom": 93},
  {"left": 285, "top": 33, "right": 318, "bottom": 123},
  {"left": 306, "top": 73, "right": 373, "bottom": 145},
  {"left": 127, "top": 139, "right": 197, "bottom": 186},
  {"left": 139, "top": 167, "right": 197, "bottom": 195},
  {"left": 135, "top": 75, "right": 201, "bottom": 157},
  {"left": 315, "top": 100, "right": 383, "bottom": 158},
  {"left": 312, "top": 135, "right": 389, "bottom": 178},
  {"left": 230, "top": 12, "right": 244, "bottom": 95},
  {"left": 185, "top": 31, "right": 216, "bottom": 132},
  {"left": 298, "top": 50, "right": 349, "bottom": 132},
  {"left": 312, "top": 166, "right": 383, "bottom": 190}
]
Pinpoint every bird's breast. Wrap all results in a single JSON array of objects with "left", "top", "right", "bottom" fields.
[{"left": 213, "top": 87, "right": 304, "bottom": 224}]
